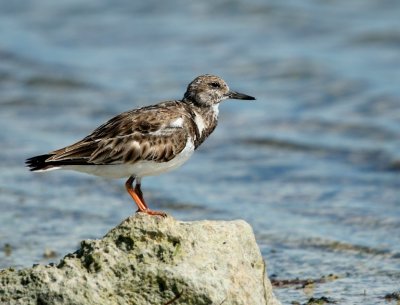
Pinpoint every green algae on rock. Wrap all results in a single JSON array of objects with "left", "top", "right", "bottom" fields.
[{"left": 0, "top": 214, "right": 280, "bottom": 305}]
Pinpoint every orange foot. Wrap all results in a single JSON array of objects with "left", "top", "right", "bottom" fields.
[{"left": 136, "top": 209, "right": 167, "bottom": 217}]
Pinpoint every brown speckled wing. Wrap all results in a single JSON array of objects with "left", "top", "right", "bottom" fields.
[{"left": 47, "top": 101, "right": 191, "bottom": 165}]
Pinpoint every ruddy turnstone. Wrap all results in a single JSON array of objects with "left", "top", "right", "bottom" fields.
[{"left": 26, "top": 74, "right": 255, "bottom": 216}]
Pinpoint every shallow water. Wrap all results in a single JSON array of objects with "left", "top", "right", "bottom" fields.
[{"left": 1, "top": 1, "right": 399, "bottom": 304}]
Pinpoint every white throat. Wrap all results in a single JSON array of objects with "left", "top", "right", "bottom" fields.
[
  {"left": 212, "top": 104, "right": 220, "bottom": 117},
  {"left": 193, "top": 104, "right": 219, "bottom": 137}
]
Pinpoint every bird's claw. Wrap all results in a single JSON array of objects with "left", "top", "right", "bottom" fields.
[{"left": 137, "top": 209, "right": 168, "bottom": 217}]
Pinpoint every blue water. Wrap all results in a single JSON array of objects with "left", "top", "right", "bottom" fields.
[{"left": 1, "top": 1, "right": 399, "bottom": 304}]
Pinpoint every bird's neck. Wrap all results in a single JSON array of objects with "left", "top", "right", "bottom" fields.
[{"left": 183, "top": 99, "right": 219, "bottom": 149}]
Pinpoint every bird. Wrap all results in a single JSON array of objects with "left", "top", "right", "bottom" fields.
[{"left": 26, "top": 74, "right": 255, "bottom": 216}]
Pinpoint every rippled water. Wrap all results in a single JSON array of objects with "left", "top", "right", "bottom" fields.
[{"left": 1, "top": 1, "right": 399, "bottom": 304}]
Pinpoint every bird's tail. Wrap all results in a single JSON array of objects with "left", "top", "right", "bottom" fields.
[{"left": 25, "top": 154, "right": 58, "bottom": 172}]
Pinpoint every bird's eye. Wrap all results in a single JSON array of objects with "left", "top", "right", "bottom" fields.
[{"left": 209, "top": 82, "right": 221, "bottom": 88}]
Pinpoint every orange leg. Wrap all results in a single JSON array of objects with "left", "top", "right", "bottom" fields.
[
  {"left": 125, "top": 176, "right": 167, "bottom": 217},
  {"left": 134, "top": 183, "right": 148, "bottom": 208}
]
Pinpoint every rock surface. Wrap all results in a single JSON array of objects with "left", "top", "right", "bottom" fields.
[{"left": 0, "top": 214, "right": 280, "bottom": 305}]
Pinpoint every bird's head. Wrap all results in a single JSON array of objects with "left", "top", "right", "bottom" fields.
[{"left": 183, "top": 74, "right": 255, "bottom": 107}]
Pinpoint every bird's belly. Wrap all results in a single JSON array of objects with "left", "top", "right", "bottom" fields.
[{"left": 64, "top": 138, "right": 195, "bottom": 179}]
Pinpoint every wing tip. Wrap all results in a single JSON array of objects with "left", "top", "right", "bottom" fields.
[{"left": 25, "top": 154, "right": 55, "bottom": 171}]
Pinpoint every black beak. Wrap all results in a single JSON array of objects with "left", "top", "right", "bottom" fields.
[{"left": 227, "top": 90, "right": 256, "bottom": 100}]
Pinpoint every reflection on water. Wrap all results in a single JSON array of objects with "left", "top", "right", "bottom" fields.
[{"left": 0, "top": 1, "right": 399, "bottom": 304}]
